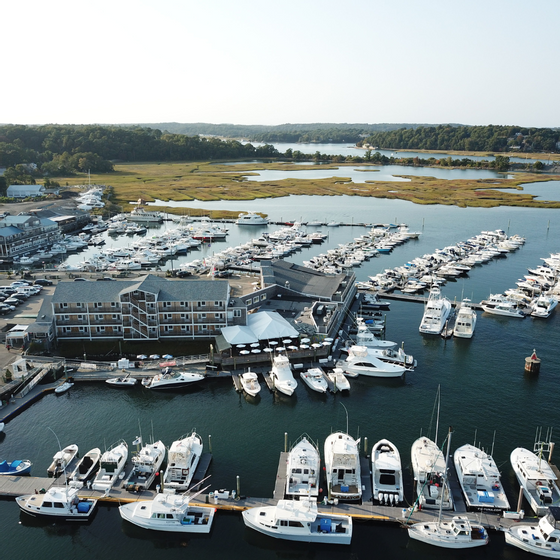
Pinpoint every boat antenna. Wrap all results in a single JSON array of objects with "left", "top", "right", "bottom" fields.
[
  {"left": 47, "top": 426, "right": 69, "bottom": 491},
  {"left": 473, "top": 428, "right": 477, "bottom": 447},
  {"left": 438, "top": 426, "right": 453, "bottom": 527},
  {"left": 435, "top": 385, "right": 441, "bottom": 448},
  {"left": 340, "top": 402, "right": 349, "bottom": 434}
]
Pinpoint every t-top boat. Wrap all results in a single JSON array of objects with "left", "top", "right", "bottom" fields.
[
  {"left": 271, "top": 354, "right": 298, "bottom": 396},
  {"left": 0, "top": 458, "right": 32, "bottom": 475},
  {"left": 511, "top": 441, "right": 560, "bottom": 516},
  {"left": 163, "top": 431, "right": 202, "bottom": 490},
  {"left": 300, "top": 368, "right": 328, "bottom": 393},
  {"left": 143, "top": 370, "right": 205, "bottom": 390},
  {"left": 91, "top": 440, "right": 128, "bottom": 493},
  {"left": 336, "top": 345, "right": 407, "bottom": 378},
  {"left": 354, "top": 317, "right": 396, "bottom": 349},
  {"left": 419, "top": 286, "right": 452, "bottom": 335},
  {"left": 531, "top": 294, "right": 559, "bottom": 319},
  {"left": 47, "top": 444, "right": 79, "bottom": 477},
  {"left": 16, "top": 484, "right": 98, "bottom": 522},
  {"left": 68, "top": 447, "right": 101, "bottom": 483},
  {"left": 123, "top": 440, "right": 166, "bottom": 492},
  {"left": 454, "top": 443, "right": 510, "bottom": 511},
  {"left": 371, "top": 439, "right": 403, "bottom": 506},
  {"left": 324, "top": 432, "right": 361, "bottom": 502},
  {"left": 481, "top": 294, "right": 525, "bottom": 317},
  {"left": 239, "top": 370, "right": 261, "bottom": 397},
  {"left": 453, "top": 299, "right": 477, "bottom": 338},
  {"left": 505, "top": 506, "right": 560, "bottom": 557},
  {"left": 286, "top": 435, "right": 321, "bottom": 498},
  {"left": 411, "top": 436, "right": 453, "bottom": 510},
  {"left": 326, "top": 368, "right": 350, "bottom": 391},
  {"left": 242, "top": 497, "right": 352, "bottom": 545}
]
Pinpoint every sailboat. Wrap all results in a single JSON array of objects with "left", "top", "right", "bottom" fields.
[{"left": 408, "top": 427, "right": 489, "bottom": 548}]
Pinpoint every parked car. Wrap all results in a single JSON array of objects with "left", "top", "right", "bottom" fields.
[
  {"left": 4, "top": 297, "right": 22, "bottom": 306},
  {"left": 0, "top": 288, "right": 17, "bottom": 295},
  {"left": 73, "top": 278, "right": 90, "bottom": 282},
  {"left": 34, "top": 278, "right": 53, "bottom": 286},
  {"left": 10, "top": 281, "right": 30, "bottom": 288},
  {"left": 11, "top": 293, "right": 29, "bottom": 301},
  {"left": 0, "top": 303, "right": 15, "bottom": 313}
]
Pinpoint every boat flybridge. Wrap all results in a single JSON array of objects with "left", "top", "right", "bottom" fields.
[
  {"left": 324, "top": 432, "right": 361, "bottom": 502},
  {"left": 235, "top": 212, "right": 269, "bottom": 225},
  {"left": 419, "top": 286, "right": 452, "bottom": 335},
  {"left": 242, "top": 497, "right": 352, "bottom": 545},
  {"left": 453, "top": 299, "right": 477, "bottom": 338},
  {"left": 271, "top": 354, "right": 298, "bottom": 396},
  {"left": 163, "top": 431, "right": 203, "bottom": 491}
]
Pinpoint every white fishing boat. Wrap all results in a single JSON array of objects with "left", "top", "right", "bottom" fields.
[
  {"left": 242, "top": 497, "right": 352, "bottom": 544},
  {"left": 119, "top": 483, "right": 215, "bottom": 533},
  {"left": 419, "top": 286, "right": 452, "bottom": 335},
  {"left": 239, "top": 370, "right": 261, "bottom": 397},
  {"left": 144, "top": 370, "right": 205, "bottom": 390},
  {"left": 453, "top": 299, "right": 477, "bottom": 338},
  {"left": 123, "top": 439, "right": 166, "bottom": 492},
  {"left": 106, "top": 374, "right": 138, "bottom": 387},
  {"left": 410, "top": 436, "right": 453, "bottom": 510},
  {"left": 505, "top": 506, "right": 560, "bottom": 557},
  {"left": 326, "top": 368, "right": 350, "bottom": 391},
  {"left": 531, "top": 294, "right": 559, "bottom": 318},
  {"left": 511, "top": 439, "right": 560, "bottom": 516},
  {"left": 354, "top": 317, "right": 397, "bottom": 349},
  {"left": 47, "top": 444, "right": 79, "bottom": 477},
  {"left": 366, "top": 345, "right": 416, "bottom": 371},
  {"left": 300, "top": 368, "right": 328, "bottom": 393},
  {"left": 336, "top": 345, "right": 407, "bottom": 378},
  {"left": 409, "top": 428, "right": 488, "bottom": 548},
  {"left": 286, "top": 435, "right": 321, "bottom": 497},
  {"left": 324, "top": 432, "right": 361, "bottom": 501},
  {"left": 91, "top": 440, "right": 128, "bottom": 493},
  {"left": 371, "top": 439, "right": 404, "bottom": 506},
  {"left": 68, "top": 447, "right": 101, "bottom": 483},
  {"left": 453, "top": 443, "right": 510, "bottom": 511},
  {"left": 16, "top": 484, "right": 97, "bottom": 521},
  {"left": 163, "top": 431, "right": 203, "bottom": 490},
  {"left": 270, "top": 354, "right": 298, "bottom": 396},
  {"left": 236, "top": 212, "right": 269, "bottom": 225}
]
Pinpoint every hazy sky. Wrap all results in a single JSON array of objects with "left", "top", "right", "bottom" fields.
[{"left": 4, "top": 0, "right": 558, "bottom": 127}]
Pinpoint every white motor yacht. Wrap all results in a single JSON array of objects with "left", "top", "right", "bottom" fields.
[
  {"left": 271, "top": 354, "right": 298, "bottom": 396},
  {"left": 419, "top": 286, "right": 452, "bottom": 335},
  {"left": 126, "top": 207, "right": 164, "bottom": 223},
  {"left": 68, "top": 447, "right": 101, "bottom": 483},
  {"left": 354, "top": 317, "right": 397, "bottom": 349},
  {"left": 326, "top": 368, "right": 350, "bottom": 391},
  {"left": 511, "top": 443, "right": 560, "bottom": 516},
  {"left": 119, "top": 487, "right": 216, "bottom": 533},
  {"left": 242, "top": 497, "right": 352, "bottom": 545},
  {"left": 531, "top": 294, "right": 558, "bottom": 318},
  {"left": 163, "top": 432, "right": 203, "bottom": 490},
  {"left": 286, "top": 435, "right": 321, "bottom": 497},
  {"left": 239, "top": 370, "right": 261, "bottom": 397},
  {"left": 16, "top": 485, "right": 98, "bottom": 521},
  {"left": 505, "top": 506, "right": 560, "bottom": 557},
  {"left": 453, "top": 299, "right": 477, "bottom": 338},
  {"left": 453, "top": 443, "right": 510, "bottom": 511},
  {"left": 324, "top": 432, "right": 361, "bottom": 501},
  {"left": 410, "top": 437, "right": 453, "bottom": 510},
  {"left": 371, "top": 439, "right": 404, "bottom": 506},
  {"left": 481, "top": 294, "right": 525, "bottom": 317},
  {"left": 300, "top": 368, "right": 328, "bottom": 393},
  {"left": 337, "top": 345, "right": 407, "bottom": 378},
  {"left": 144, "top": 370, "right": 205, "bottom": 389},
  {"left": 123, "top": 440, "right": 166, "bottom": 492},
  {"left": 47, "top": 444, "right": 79, "bottom": 477},
  {"left": 236, "top": 212, "right": 269, "bottom": 225},
  {"left": 91, "top": 440, "right": 128, "bottom": 493}
]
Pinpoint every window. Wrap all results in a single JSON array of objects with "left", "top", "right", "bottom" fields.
[
  {"left": 114, "top": 326, "right": 121, "bottom": 332},
  {"left": 180, "top": 301, "right": 186, "bottom": 307},
  {"left": 246, "top": 300, "right": 252, "bottom": 306},
  {"left": 97, "top": 326, "right": 105, "bottom": 332},
  {"left": 253, "top": 296, "right": 259, "bottom": 303},
  {"left": 76, "top": 302, "right": 82, "bottom": 308},
  {"left": 77, "top": 315, "right": 84, "bottom": 320},
  {"left": 200, "top": 324, "right": 208, "bottom": 331},
  {"left": 62, "top": 315, "right": 69, "bottom": 321},
  {"left": 198, "top": 313, "right": 206, "bottom": 320},
  {"left": 261, "top": 294, "right": 267, "bottom": 301},
  {"left": 94, "top": 302, "right": 102, "bottom": 308},
  {"left": 215, "top": 301, "right": 222, "bottom": 307},
  {"left": 61, "top": 303, "right": 68, "bottom": 308},
  {"left": 162, "top": 301, "right": 171, "bottom": 308},
  {"left": 78, "top": 327, "right": 85, "bottom": 333},
  {"left": 215, "top": 313, "right": 223, "bottom": 320},
  {"left": 95, "top": 314, "right": 103, "bottom": 321},
  {"left": 181, "top": 325, "right": 190, "bottom": 331},
  {"left": 112, "top": 314, "right": 118, "bottom": 320},
  {"left": 234, "top": 309, "right": 242, "bottom": 318},
  {"left": 164, "top": 325, "right": 172, "bottom": 332},
  {"left": 111, "top": 302, "right": 117, "bottom": 308},
  {"left": 198, "top": 301, "right": 206, "bottom": 307},
  {"left": 64, "top": 327, "right": 71, "bottom": 333}
]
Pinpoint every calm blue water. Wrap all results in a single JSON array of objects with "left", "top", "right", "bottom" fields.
[{"left": 3, "top": 196, "right": 560, "bottom": 559}]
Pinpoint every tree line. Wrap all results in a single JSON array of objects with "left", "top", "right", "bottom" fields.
[{"left": 359, "top": 125, "right": 560, "bottom": 153}]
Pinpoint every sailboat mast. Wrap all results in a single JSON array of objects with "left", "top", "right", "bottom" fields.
[
  {"left": 438, "top": 426, "right": 453, "bottom": 526},
  {"left": 435, "top": 385, "right": 441, "bottom": 448}
]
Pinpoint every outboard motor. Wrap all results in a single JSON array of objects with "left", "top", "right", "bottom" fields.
[
  {"left": 377, "top": 492, "right": 383, "bottom": 504},
  {"left": 383, "top": 493, "right": 389, "bottom": 505},
  {"left": 388, "top": 493, "right": 394, "bottom": 506}
]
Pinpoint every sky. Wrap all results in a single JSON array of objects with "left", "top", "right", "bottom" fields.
[{"left": 3, "top": 0, "right": 559, "bottom": 128}]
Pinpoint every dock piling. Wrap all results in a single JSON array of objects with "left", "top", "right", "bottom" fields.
[
  {"left": 208, "top": 434, "right": 212, "bottom": 453},
  {"left": 284, "top": 432, "right": 288, "bottom": 453},
  {"left": 236, "top": 475, "right": 240, "bottom": 500}
]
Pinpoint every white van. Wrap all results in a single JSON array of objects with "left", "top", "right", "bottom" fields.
[{"left": 17, "top": 286, "right": 41, "bottom": 296}]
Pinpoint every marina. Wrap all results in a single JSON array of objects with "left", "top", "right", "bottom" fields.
[{"left": 1, "top": 194, "right": 560, "bottom": 560}]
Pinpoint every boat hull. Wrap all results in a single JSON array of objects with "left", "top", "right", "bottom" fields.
[
  {"left": 505, "top": 529, "right": 560, "bottom": 558},
  {"left": 408, "top": 521, "right": 488, "bottom": 549}
]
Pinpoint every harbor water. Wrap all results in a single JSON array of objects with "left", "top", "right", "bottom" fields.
[{"left": 2, "top": 194, "right": 560, "bottom": 559}]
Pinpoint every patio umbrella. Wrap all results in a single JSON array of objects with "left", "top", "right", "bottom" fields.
[
  {"left": 162, "top": 354, "right": 173, "bottom": 359},
  {"left": 269, "top": 341, "right": 278, "bottom": 346},
  {"left": 276, "top": 347, "right": 286, "bottom": 352},
  {"left": 263, "top": 348, "right": 273, "bottom": 353},
  {"left": 136, "top": 354, "right": 147, "bottom": 360},
  {"left": 287, "top": 345, "right": 299, "bottom": 351},
  {"left": 251, "top": 349, "right": 261, "bottom": 354},
  {"left": 312, "top": 343, "right": 322, "bottom": 349},
  {"left": 236, "top": 344, "right": 246, "bottom": 349},
  {"left": 301, "top": 338, "right": 310, "bottom": 344},
  {"left": 282, "top": 339, "right": 292, "bottom": 344},
  {"left": 250, "top": 343, "right": 260, "bottom": 348},
  {"left": 240, "top": 350, "right": 250, "bottom": 355},
  {"left": 300, "top": 344, "right": 310, "bottom": 349},
  {"left": 149, "top": 354, "right": 160, "bottom": 360},
  {"left": 324, "top": 337, "right": 334, "bottom": 342},
  {"left": 322, "top": 341, "right": 332, "bottom": 346}
]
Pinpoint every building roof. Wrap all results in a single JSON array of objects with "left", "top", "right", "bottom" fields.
[
  {"left": 247, "top": 311, "right": 299, "bottom": 340},
  {"left": 262, "top": 260, "right": 346, "bottom": 300},
  {"left": 7, "top": 184, "right": 44, "bottom": 192},
  {"left": 0, "top": 226, "right": 23, "bottom": 237},
  {"left": 51, "top": 274, "right": 230, "bottom": 303}
]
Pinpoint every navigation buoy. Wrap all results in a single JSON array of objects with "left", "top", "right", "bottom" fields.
[{"left": 525, "top": 349, "right": 541, "bottom": 374}]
